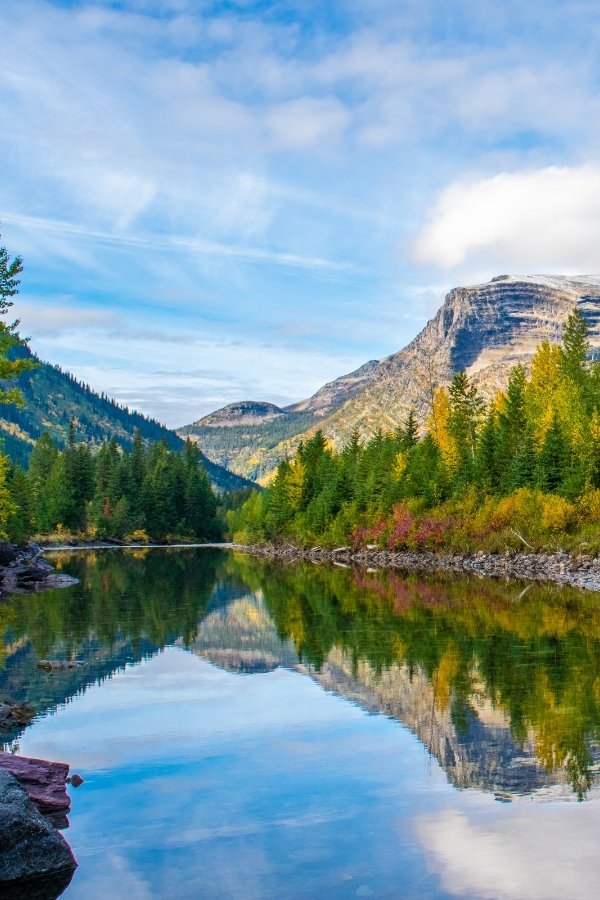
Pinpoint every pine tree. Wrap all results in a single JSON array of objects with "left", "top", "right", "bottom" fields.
[
  {"left": 400, "top": 410, "right": 419, "bottom": 450},
  {"left": 28, "top": 433, "right": 59, "bottom": 532},
  {"left": 537, "top": 413, "right": 566, "bottom": 493},
  {"left": 182, "top": 440, "right": 217, "bottom": 538},
  {"left": 448, "top": 371, "right": 484, "bottom": 486},
  {"left": 506, "top": 423, "right": 537, "bottom": 491},
  {"left": 475, "top": 409, "right": 500, "bottom": 493},
  {"left": 6, "top": 465, "right": 32, "bottom": 542},
  {"left": 559, "top": 308, "right": 589, "bottom": 386}
]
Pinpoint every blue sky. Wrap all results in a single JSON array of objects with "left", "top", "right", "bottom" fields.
[{"left": 2, "top": 0, "right": 600, "bottom": 426}]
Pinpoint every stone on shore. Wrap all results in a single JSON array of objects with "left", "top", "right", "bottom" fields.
[
  {"left": 0, "top": 770, "right": 76, "bottom": 891},
  {"left": 0, "top": 751, "right": 71, "bottom": 815},
  {"left": 0, "top": 541, "right": 78, "bottom": 595}
]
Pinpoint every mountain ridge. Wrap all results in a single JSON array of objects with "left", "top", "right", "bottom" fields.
[
  {"left": 181, "top": 274, "right": 600, "bottom": 483},
  {"left": 0, "top": 347, "right": 254, "bottom": 492},
  {"left": 178, "top": 359, "right": 380, "bottom": 480}
]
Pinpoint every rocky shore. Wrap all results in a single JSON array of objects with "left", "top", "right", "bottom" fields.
[
  {"left": 0, "top": 753, "right": 78, "bottom": 896},
  {"left": 0, "top": 542, "right": 78, "bottom": 596},
  {"left": 235, "top": 543, "right": 600, "bottom": 592}
]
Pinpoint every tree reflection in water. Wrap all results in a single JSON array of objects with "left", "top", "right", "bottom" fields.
[{"left": 2, "top": 548, "right": 600, "bottom": 799}]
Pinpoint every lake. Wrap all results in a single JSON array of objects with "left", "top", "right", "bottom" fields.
[{"left": 2, "top": 548, "right": 600, "bottom": 899}]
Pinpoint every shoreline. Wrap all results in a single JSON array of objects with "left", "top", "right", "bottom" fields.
[
  {"left": 36, "top": 539, "right": 600, "bottom": 593},
  {"left": 234, "top": 543, "right": 600, "bottom": 593},
  {"left": 40, "top": 541, "right": 236, "bottom": 552}
]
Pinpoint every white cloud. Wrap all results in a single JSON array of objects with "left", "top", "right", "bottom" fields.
[
  {"left": 413, "top": 164, "right": 600, "bottom": 273},
  {"left": 417, "top": 806, "right": 600, "bottom": 900}
]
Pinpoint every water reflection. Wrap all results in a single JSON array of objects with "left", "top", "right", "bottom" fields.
[{"left": 2, "top": 548, "right": 600, "bottom": 801}]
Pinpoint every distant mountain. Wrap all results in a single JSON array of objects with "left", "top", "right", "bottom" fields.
[
  {"left": 0, "top": 347, "right": 254, "bottom": 492},
  {"left": 178, "top": 359, "right": 379, "bottom": 482},
  {"left": 181, "top": 275, "right": 600, "bottom": 483}
]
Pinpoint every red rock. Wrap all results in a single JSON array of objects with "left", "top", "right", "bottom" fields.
[{"left": 0, "top": 752, "right": 71, "bottom": 814}]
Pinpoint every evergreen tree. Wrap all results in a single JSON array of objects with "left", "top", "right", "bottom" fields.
[
  {"left": 506, "top": 423, "right": 537, "bottom": 492},
  {"left": 46, "top": 454, "right": 76, "bottom": 530},
  {"left": 182, "top": 439, "right": 217, "bottom": 538},
  {"left": 559, "top": 308, "right": 590, "bottom": 387},
  {"left": 537, "top": 413, "right": 566, "bottom": 493},
  {"left": 475, "top": 409, "right": 500, "bottom": 493},
  {"left": 0, "top": 235, "right": 37, "bottom": 403},
  {"left": 28, "top": 433, "right": 59, "bottom": 532},
  {"left": 6, "top": 465, "right": 32, "bottom": 542},
  {"left": 448, "top": 371, "right": 483, "bottom": 485},
  {"left": 400, "top": 410, "right": 419, "bottom": 450}
]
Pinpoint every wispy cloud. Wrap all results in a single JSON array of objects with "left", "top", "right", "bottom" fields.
[
  {"left": 2, "top": 0, "right": 600, "bottom": 419},
  {"left": 1, "top": 211, "right": 357, "bottom": 274}
]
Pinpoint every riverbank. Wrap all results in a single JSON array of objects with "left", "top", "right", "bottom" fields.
[
  {"left": 40, "top": 540, "right": 236, "bottom": 551},
  {"left": 236, "top": 543, "right": 600, "bottom": 592},
  {"left": 0, "top": 542, "right": 78, "bottom": 596},
  {"left": 35, "top": 539, "right": 600, "bottom": 592}
]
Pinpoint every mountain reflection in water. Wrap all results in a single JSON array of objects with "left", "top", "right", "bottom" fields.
[{"left": 2, "top": 548, "right": 600, "bottom": 802}]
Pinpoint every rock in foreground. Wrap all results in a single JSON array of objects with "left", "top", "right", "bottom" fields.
[
  {"left": 0, "top": 752, "right": 71, "bottom": 815},
  {"left": 0, "top": 770, "right": 76, "bottom": 891}
]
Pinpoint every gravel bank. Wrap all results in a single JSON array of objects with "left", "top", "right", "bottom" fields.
[{"left": 233, "top": 544, "right": 600, "bottom": 592}]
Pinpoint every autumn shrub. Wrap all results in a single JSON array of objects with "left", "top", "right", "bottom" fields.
[
  {"left": 491, "top": 488, "right": 539, "bottom": 532},
  {"left": 577, "top": 489, "right": 600, "bottom": 525},
  {"left": 126, "top": 529, "right": 150, "bottom": 544},
  {"left": 409, "top": 515, "right": 448, "bottom": 550},
  {"left": 387, "top": 504, "right": 415, "bottom": 549},
  {"left": 352, "top": 519, "right": 386, "bottom": 548},
  {"left": 540, "top": 495, "right": 577, "bottom": 532}
]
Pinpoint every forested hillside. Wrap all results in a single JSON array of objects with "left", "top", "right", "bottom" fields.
[
  {"left": 230, "top": 310, "right": 600, "bottom": 553},
  {"left": 0, "top": 348, "right": 254, "bottom": 492}
]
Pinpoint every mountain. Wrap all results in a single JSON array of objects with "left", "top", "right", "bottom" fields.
[
  {"left": 178, "top": 359, "right": 379, "bottom": 482},
  {"left": 0, "top": 347, "right": 254, "bottom": 492},
  {"left": 181, "top": 274, "right": 600, "bottom": 483}
]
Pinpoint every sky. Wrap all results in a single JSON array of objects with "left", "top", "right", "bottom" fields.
[{"left": 2, "top": 0, "right": 600, "bottom": 427}]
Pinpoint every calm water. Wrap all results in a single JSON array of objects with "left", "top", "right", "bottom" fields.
[{"left": 3, "top": 549, "right": 600, "bottom": 899}]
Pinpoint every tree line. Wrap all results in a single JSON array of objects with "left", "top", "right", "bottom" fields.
[
  {"left": 230, "top": 310, "right": 600, "bottom": 552},
  {"left": 0, "top": 234, "right": 221, "bottom": 544},
  {"left": 3, "top": 428, "right": 221, "bottom": 542}
]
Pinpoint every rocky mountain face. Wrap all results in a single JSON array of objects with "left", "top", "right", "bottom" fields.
[
  {"left": 198, "top": 401, "right": 287, "bottom": 428},
  {"left": 178, "top": 360, "right": 379, "bottom": 482},
  {"left": 328, "top": 274, "right": 600, "bottom": 446},
  {"left": 286, "top": 359, "right": 380, "bottom": 415},
  {"left": 184, "top": 274, "right": 600, "bottom": 483}
]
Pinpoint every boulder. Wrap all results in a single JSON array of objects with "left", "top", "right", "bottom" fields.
[
  {"left": 0, "top": 541, "right": 78, "bottom": 595},
  {"left": 0, "top": 770, "right": 76, "bottom": 889},
  {"left": 0, "top": 752, "right": 71, "bottom": 814}
]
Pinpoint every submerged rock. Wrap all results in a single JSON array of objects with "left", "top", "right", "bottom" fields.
[
  {"left": 0, "top": 702, "right": 36, "bottom": 728},
  {"left": 37, "top": 660, "right": 83, "bottom": 671},
  {"left": 0, "top": 770, "right": 76, "bottom": 889}
]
